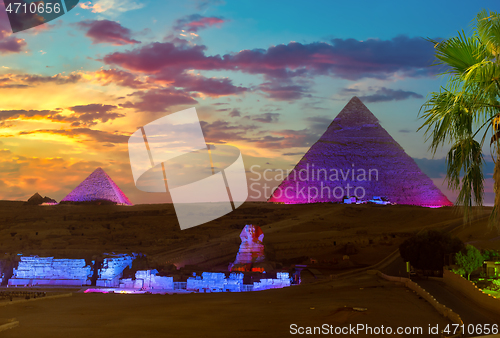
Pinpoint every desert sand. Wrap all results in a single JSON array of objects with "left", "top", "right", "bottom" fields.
[{"left": 1, "top": 201, "right": 490, "bottom": 267}]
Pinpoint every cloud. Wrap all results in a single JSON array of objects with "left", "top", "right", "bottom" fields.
[
  {"left": 283, "top": 152, "right": 305, "bottom": 156},
  {"left": 173, "top": 14, "right": 226, "bottom": 32},
  {"left": 0, "top": 83, "right": 29, "bottom": 89},
  {"left": 76, "top": 20, "right": 140, "bottom": 45},
  {"left": 259, "top": 105, "right": 282, "bottom": 113},
  {"left": 0, "top": 148, "right": 129, "bottom": 201},
  {"left": 300, "top": 101, "right": 328, "bottom": 111},
  {"left": 358, "top": 87, "right": 423, "bottom": 102},
  {"left": 258, "top": 82, "right": 310, "bottom": 101},
  {"left": 0, "top": 104, "right": 124, "bottom": 127},
  {"left": 79, "top": 0, "right": 145, "bottom": 17},
  {"left": 249, "top": 112, "right": 280, "bottom": 123},
  {"left": 103, "top": 41, "right": 222, "bottom": 73},
  {"left": 102, "top": 35, "right": 436, "bottom": 103},
  {"left": 0, "top": 151, "right": 26, "bottom": 173},
  {"left": 0, "top": 35, "right": 27, "bottom": 54},
  {"left": 155, "top": 71, "right": 247, "bottom": 97},
  {"left": 177, "top": 75, "right": 246, "bottom": 97},
  {"left": 19, "top": 128, "right": 129, "bottom": 144},
  {"left": 0, "top": 109, "right": 60, "bottom": 121},
  {"left": 21, "top": 73, "right": 82, "bottom": 85},
  {"left": 0, "top": 9, "right": 28, "bottom": 54},
  {"left": 93, "top": 69, "right": 147, "bottom": 88},
  {"left": 229, "top": 108, "right": 241, "bottom": 117},
  {"left": 304, "top": 116, "right": 332, "bottom": 133},
  {"left": 66, "top": 104, "right": 124, "bottom": 126},
  {"left": 0, "top": 73, "right": 83, "bottom": 88},
  {"left": 324, "top": 36, "right": 439, "bottom": 79},
  {"left": 247, "top": 114, "right": 336, "bottom": 149},
  {"left": 200, "top": 113, "right": 327, "bottom": 150},
  {"left": 339, "top": 87, "right": 360, "bottom": 95},
  {"left": 252, "top": 128, "right": 321, "bottom": 149},
  {"left": 305, "top": 116, "right": 331, "bottom": 124},
  {"left": 69, "top": 104, "right": 116, "bottom": 114},
  {"left": 194, "top": 0, "right": 225, "bottom": 11},
  {"left": 200, "top": 120, "right": 256, "bottom": 144},
  {"left": 120, "top": 88, "right": 198, "bottom": 112},
  {"left": 197, "top": 117, "right": 322, "bottom": 150}
]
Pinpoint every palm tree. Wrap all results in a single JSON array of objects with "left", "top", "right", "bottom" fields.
[{"left": 419, "top": 9, "right": 500, "bottom": 226}]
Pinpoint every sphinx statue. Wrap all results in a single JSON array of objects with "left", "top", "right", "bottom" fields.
[{"left": 230, "top": 224, "right": 265, "bottom": 271}]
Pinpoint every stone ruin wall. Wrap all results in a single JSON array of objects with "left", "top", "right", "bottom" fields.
[
  {"left": 6, "top": 255, "right": 292, "bottom": 292},
  {"left": 9, "top": 256, "right": 91, "bottom": 286}
]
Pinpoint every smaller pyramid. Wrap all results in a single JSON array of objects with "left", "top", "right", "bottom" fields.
[
  {"left": 25, "top": 193, "right": 57, "bottom": 205},
  {"left": 61, "top": 168, "right": 132, "bottom": 205}
]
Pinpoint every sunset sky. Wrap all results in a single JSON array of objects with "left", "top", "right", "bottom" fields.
[{"left": 0, "top": 0, "right": 498, "bottom": 205}]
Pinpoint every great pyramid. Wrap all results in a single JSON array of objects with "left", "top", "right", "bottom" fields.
[
  {"left": 268, "top": 97, "right": 452, "bottom": 207},
  {"left": 61, "top": 167, "right": 133, "bottom": 205}
]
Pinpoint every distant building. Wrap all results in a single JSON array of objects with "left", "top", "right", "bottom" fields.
[{"left": 484, "top": 260, "right": 500, "bottom": 278}]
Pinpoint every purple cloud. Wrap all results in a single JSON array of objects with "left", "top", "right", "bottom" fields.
[
  {"left": 250, "top": 113, "right": 280, "bottom": 123},
  {"left": 0, "top": 11, "right": 27, "bottom": 54},
  {"left": 358, "top": 87, "right": 423, "bottom": 102},
  {"left": 76, "top": 20, "right": 140, "bottom": 45},
  {"left": 173, "top": 14, "right": 226, "bottom": 32},
  {"left": 229, "top": 108, "right": 241, "bottom": 117},
  {"left": 101, "top": 35, "right": 438, "bottom": 103},
  {"left": 120, "top": 88, "right": 198, "bottom": 112}
]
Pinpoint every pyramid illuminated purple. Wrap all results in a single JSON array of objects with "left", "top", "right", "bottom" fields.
[
  {"left": 268, "top": 97, "right": 453, "bottom": 207},
  {"left": 61, "top": 167, "right": 133, "bottom": 205}
]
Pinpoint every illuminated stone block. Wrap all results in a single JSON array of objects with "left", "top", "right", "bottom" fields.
[
  {"left": 119, "top": 278, "right": 135, "bottom": 289},
  {"left": 133, "top": 270, "right": 174, "bottom": 290},
  {"left": 97, "top": 254, "right": 135, "bottom": 287},
  {"left": 8, "top": 256, "right": 91, "bottom": 286},
  {"left": 252, "top": 273, "right": 291, "bottom": 291},
  {"left": 186, "top": 274, "right": 206, "bottom": 291},
  {"left": 134, "top": 279, "right": 144, "bottom": 289},
  {"left": 224, "top": 273, "right": 243, "bottom": 292},
  {"left": 202, "top": 272, "right": 226, "bottom": 291},
  {"left": 186, "top": 272, "right": 228, "bottom": 292}
]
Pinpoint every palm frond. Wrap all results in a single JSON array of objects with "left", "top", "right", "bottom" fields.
[
  {"left": 447, "top": 138, "right": 484, "bottom": 220},
  {"left": 474, "top": 9, "right": 500, "bottom": 59},
  {"left": 420, "top": 9, "right": 500, "bottom": 227},
  {"left": 430, "top": 32, "right": 491, "bottom": 76}
]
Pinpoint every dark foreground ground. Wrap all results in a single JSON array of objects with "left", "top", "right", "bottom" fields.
[{"left": 1, "top": 274, "right": 452, "bottom": 338}]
